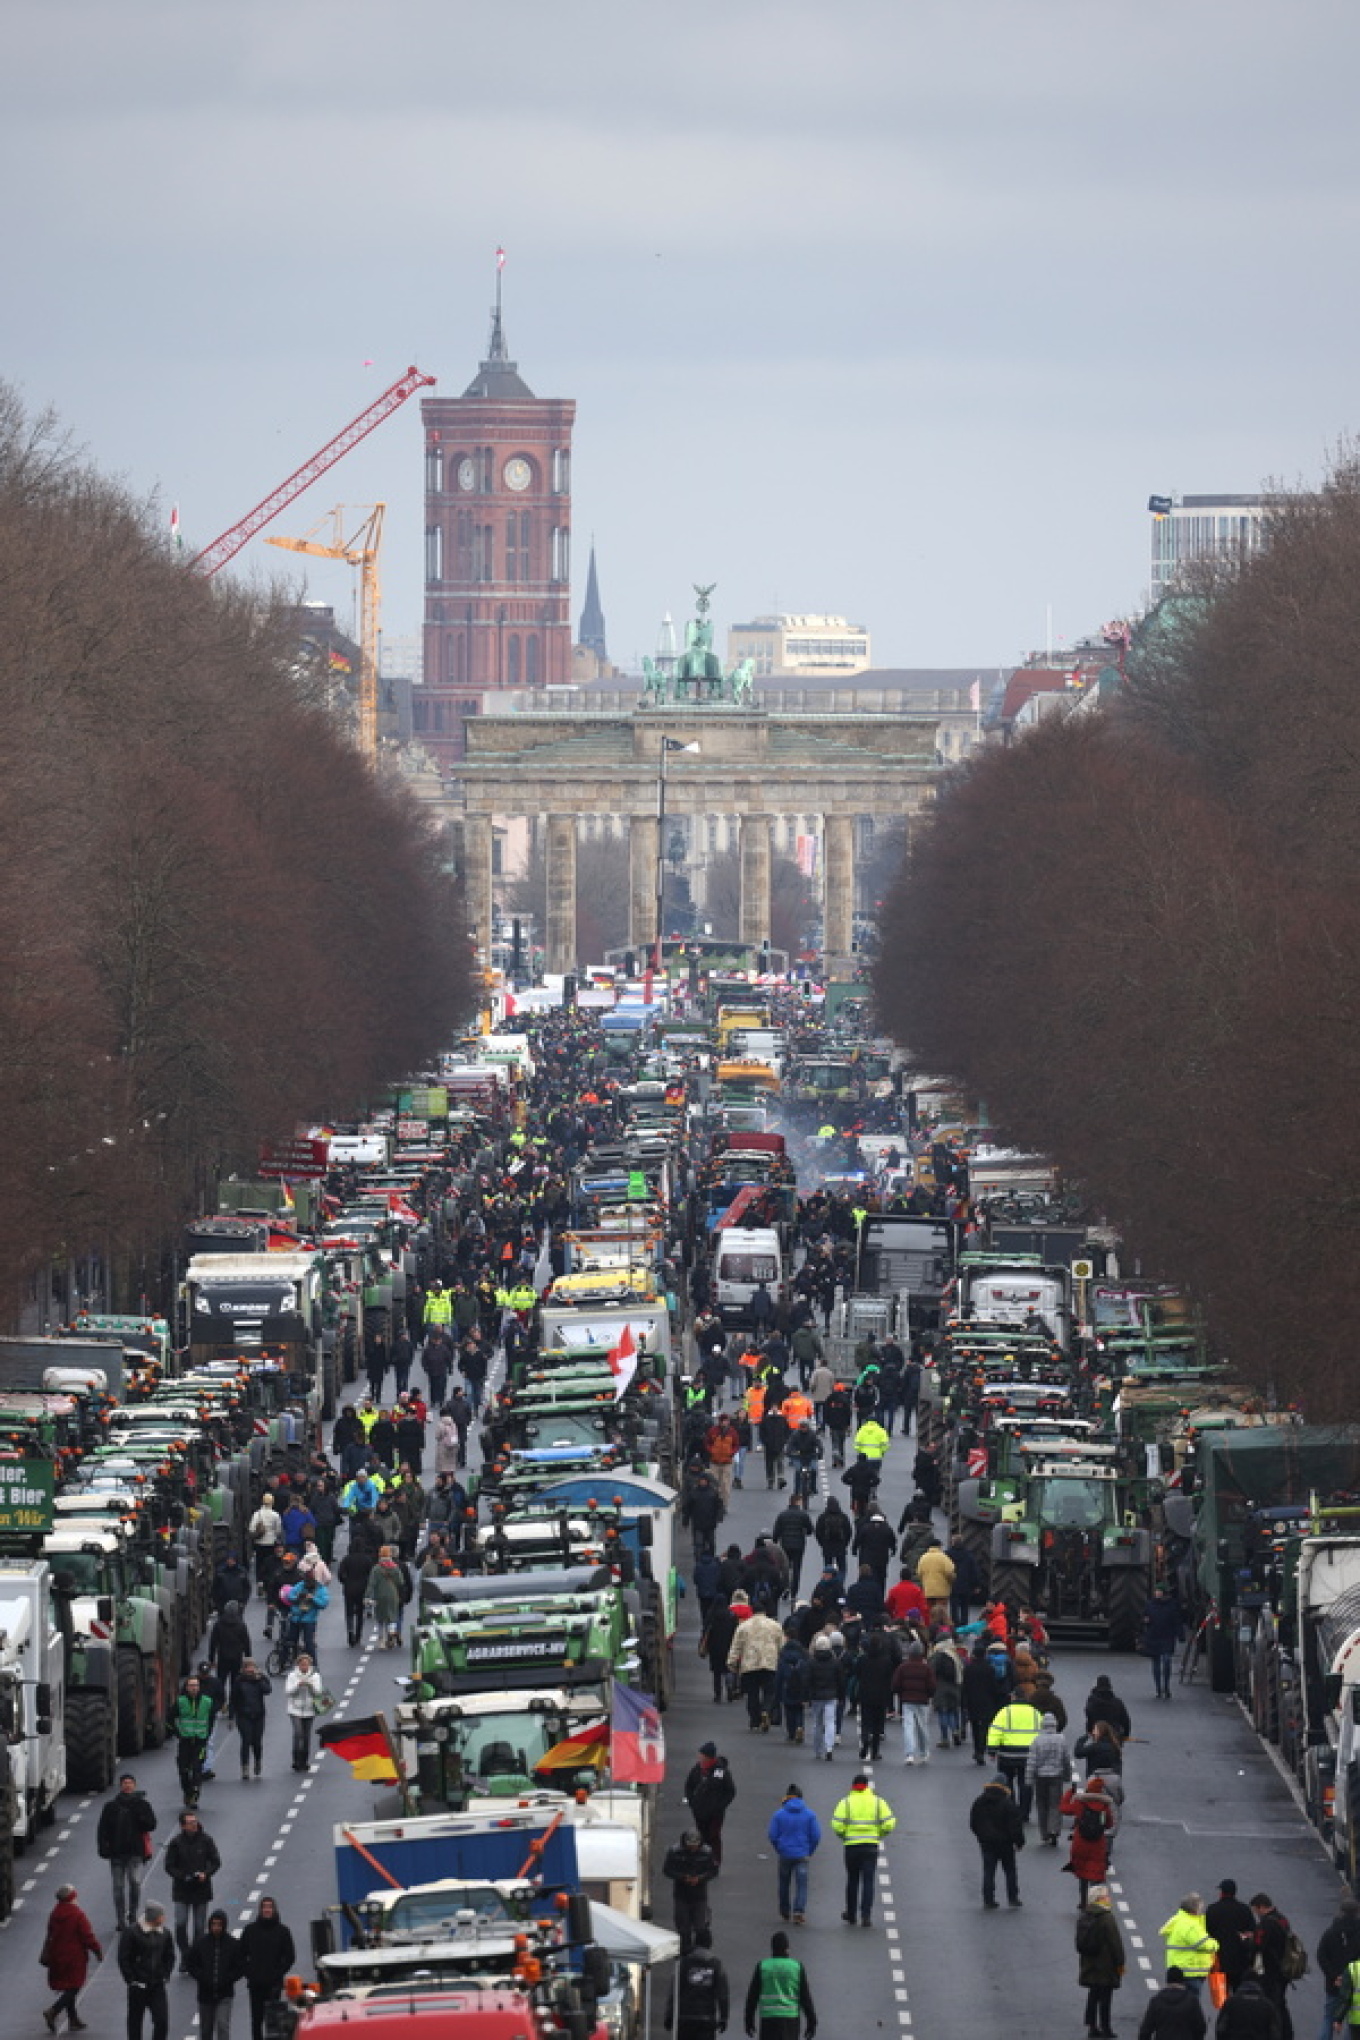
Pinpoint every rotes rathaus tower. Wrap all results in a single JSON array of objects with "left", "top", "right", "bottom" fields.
[{"left": 420, "top": 265, "right": 576, "bottom": 741}]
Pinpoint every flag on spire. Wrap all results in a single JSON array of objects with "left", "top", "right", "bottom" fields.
[
  {"left": 496, "top": 246, "right": 506, "bottom": 270},
  {"left": 170, "top": 504, "right": 182, "bottom": 551}
]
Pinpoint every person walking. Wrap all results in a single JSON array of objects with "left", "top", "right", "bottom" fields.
[
  {"left": 238, "top": 1898, "right": 295, "bottom": 2040},
  {"left": 285, "top": 1652, "right": 326, "bottom": 1771},
  {"left": 685, "top": 1743, "right": 736, "bottom": 1867},
  {"left": 1206, "top": 1880, "right": 1259, "bottom": 1995},
  {"left": 232, "top": 1660, "right": 272, "bottom": 1781},
  {"left": 40, "top": 1884, "right": 101, "bottom": 2032},
  {"left": 1249, "top": 1893, "right": 1298, "bottom": 2040},
  {"left": 743, "top": 1931, "right": 817, "bottom": 2040},
  {"left": 663, "top": 1831, "right": 720, "bottom": 1953},
  {"left": 727, "top": 1605, "right": 784, "bottom": 1732},
  {"left": 806, "top": 1635, "right": 844, "bottom": 1761},
  {"left": 892, "top": 1641, "right": 936, "bottom": 1766},
  {"left": 187, "top": 1910, "right": 246, "bottom": 2040},
  {"left": 986, "top": 1693, "right": 1044, "bottom": 1820},
  {"left": 1158, "top": 1895, "right": 1219, "bottom": 1999},
  {"left": 1138, "top": 1968, "right": 1208, "bottom": 2040},
  {"left": 1215, "top": 1981, "right": 1283, "bottom": 2039},
  {"left": 1024, "top": 1711, "right": 1072, "bottom": 1846},
  {"left": 1143, "top": 1586, "right": 1185, "bottom": 1701},
  {"left": 246, "top": 1494, "right": 282, "bottom": 1597},
  {"left": 767, "top": 1785, "right": 821, "bottom": 1926},
  {"left": 962, "top": 1640, "right": 1005, "bottom": 1766},
  {"left": 206, "top": 1601, "right": 251, "bottom": 1712},
  {"left": 1060, "top": 1774, "right": 1116, "bottom": 1906},
  {"left": 831, "top": 1771, "right": 895, "bottom": 1927},
  {"left": 365, "top": 1545, "right": 409, "bottom": 1649},
  {"left": 97, "top": 1773, "right": 157, "bottom": 1931},
  {"left": 1316, "top": 1892, "right": 1360, "bottom": 2038},
  {"left": 1075, "top": 1884, "right": 1125, "bottom": 2039},
  {"left": 771, "top": 1498, "right": 814, "bottom": 1601},
  {"left": 164, "top": 1810, "right": 220, "bottom": 1972},
  {"left": 119, "top": 1903, "right": 176, "bottom": 2040},
  {"left": 968, "top": 1775, "right": 1026, "bottom": 1910},
  {"left": 854, "top": 1630, "right": 895, "bottom": 1762},
  {"left": 1085, "top": 1674, "right": 1133, "bottom": 1741},
  {"left": 171, "top": 1675, "right": 216, "bottom": 1807},
  {"left": 665, "top": 1925, "right": 730, "bottom": 2040}
]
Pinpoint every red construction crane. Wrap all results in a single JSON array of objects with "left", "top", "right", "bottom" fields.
[{"left": 190, "top": 365, "right": 436, "bottom": 578}]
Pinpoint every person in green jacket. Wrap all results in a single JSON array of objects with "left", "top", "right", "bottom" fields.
[
  {"left": 744, "top": 1931, "right": 816, "bottom": 2040},
  {"left": 171, "top": 1679, "right": 216, "bottom": 1808}
]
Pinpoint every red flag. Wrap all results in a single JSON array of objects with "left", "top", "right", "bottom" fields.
[
  {"left": 610, "top": 1683, "right": 665, "bottom": 1783},
  {"left": 607, "top": 1322, "right": 637, "bottom": 1395}
]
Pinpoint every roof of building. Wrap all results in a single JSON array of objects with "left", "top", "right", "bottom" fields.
[
  {"left": 462, "top": 303, "right": 535, "bottom": 399},
  {"left": 996, "top": 667, "right": 1069, "bottom": 723}
]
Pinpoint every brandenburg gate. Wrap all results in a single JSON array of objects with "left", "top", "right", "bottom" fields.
[{"left": 456, "top": 592, "right": 942, "bottom": 974}]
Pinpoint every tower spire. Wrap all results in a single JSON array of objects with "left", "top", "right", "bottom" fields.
[
  {"left": 578, "top": 540, "right": 608, "bottom": 663},
  {"left": 488, "top": 245, "right": 508, "bottom": 362}
]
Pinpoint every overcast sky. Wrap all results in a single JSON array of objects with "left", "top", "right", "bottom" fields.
[{"left": 5, "top": 1, "right": 1358, "bottom": 673}]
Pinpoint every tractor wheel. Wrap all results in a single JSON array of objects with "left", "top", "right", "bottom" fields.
[
  {"left": 989, "top": 1562, "right": 1032, "bottom": 1617},
  {"left": 1107, "top": 1569, "right": 1149, "bottom": 1654},
  {"left": 66, "top": 1691, "right": 117, "bottom": 1793},
  {"left": 116, "top": 1648, "right": 147, "bottom": 1757},
  {"left": 955, "top": 1517, "right": 991, "bottom": 1597}
]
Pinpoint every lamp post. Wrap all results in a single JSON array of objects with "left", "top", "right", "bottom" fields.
[{"left": 655, "top": 738, "right": 700, "bottom": 976}]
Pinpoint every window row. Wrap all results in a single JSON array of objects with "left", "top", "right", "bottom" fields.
[{"left": 424, "top": 445, "right": 571, "bottom": 495}]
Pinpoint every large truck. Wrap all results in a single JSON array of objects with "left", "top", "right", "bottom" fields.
[
  {"left": 183, "top": 1251, "right": 329, "bottom": 1420},
  {"left": 0, "top": 1558, "right": 65, "bottom": 1919},
  {"left": 0, "top": 1335, "right": 125, "bottom": 1400}
]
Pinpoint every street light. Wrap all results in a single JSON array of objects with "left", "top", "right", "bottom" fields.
[{"left": 655, "top": 738, "right": 700, "bottom": 975}]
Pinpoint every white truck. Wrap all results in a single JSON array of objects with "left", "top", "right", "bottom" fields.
[{"left": 0, "top": 1559, "right": 65, "bottom": 1918}]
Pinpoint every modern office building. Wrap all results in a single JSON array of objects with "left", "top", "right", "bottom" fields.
[
  {"left": 727, "top": 613, "right": 871, "bottom": 677},
  {"left": 1149, "top": 494, "right": 1266, "bottom": 603}
]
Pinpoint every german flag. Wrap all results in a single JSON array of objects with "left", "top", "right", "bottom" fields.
[
  {"left": 534, "top": 1721, "right": 610, "bottom": 1772},
  {"left": 319, "top": 1715, "right": 400, "bottom": 1782}
]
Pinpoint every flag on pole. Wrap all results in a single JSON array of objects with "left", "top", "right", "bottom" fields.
[
  {"left": 610, "top": 1683, "right": 665, "bottom": 1783},
  {"left": 606, "top": 1322, "right": 638, "bottom": 1397},
  {"left": 170, "top": 504, "right": 183, "bottom": 551},
  {"left": 535, "top": 1719, "right": 611, "bottom": 1771},
  {"left": 969, "top": 677, "right": 981, "bottom": 714},
  {"left": 496, "top": 246, "right": 506, "bottom": 270},
  {"left": 319, "top": 1714, "right": 401, "bottom": 1782}
]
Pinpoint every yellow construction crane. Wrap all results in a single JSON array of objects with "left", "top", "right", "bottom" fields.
[{"left": 266, "top": 503, "right": 385, "bottom": 760}]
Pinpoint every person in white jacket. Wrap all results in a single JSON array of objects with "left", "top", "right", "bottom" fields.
[
  {"left": 247, "top": 1497, "right": 281, "bottom": 1597},
  {"left": 284, "top": 1656, "right": 325, "bottom": 1772}
]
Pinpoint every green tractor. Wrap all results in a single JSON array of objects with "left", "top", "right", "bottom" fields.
[{"left": 42, "top": 1523, "right": 176, "bottom": 1772}]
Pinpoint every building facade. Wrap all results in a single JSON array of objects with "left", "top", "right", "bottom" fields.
[
  {"left": 417, "top": 298, "right": 575, "bottom": 760},
  {"left": 727, "top": 613, "right": 871, "bottom": 678},
  {"left": 1149, "top": 494, "right": 1266, "bottom": 603}
]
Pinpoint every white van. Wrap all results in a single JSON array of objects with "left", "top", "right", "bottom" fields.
[{"left": 712, "top": 1225, "right": 783, "bottom": 1327}]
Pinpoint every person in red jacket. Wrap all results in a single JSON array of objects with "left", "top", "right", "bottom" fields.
[
  {"left": 42, "top": 1885, "right": 103, "bottom": 2031},
  {"left": 1060, "top": 1776, "right": 1116, "bottom": 1907},
  {"left": 885, "top": 1569, "right": 928, "bottom": 1624}
]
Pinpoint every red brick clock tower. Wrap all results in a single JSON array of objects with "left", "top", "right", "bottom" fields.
[{"left": 418, "top": 277, "right": 575, "bottom": 759}]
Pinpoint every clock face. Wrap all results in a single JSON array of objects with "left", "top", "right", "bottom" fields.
[
  {"left": 457, "top": 458, "right": 476, "bottom": 491},
  {"left": 503, "top": 456, "right": 532, "bottom": 493}
]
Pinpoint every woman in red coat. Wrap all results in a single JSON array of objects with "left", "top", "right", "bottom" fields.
[
  {"left": 41, "top": 1884, "right": 102, "bottom": 2031},
  {"left": 1059, "top": 1776, "right": 1116, "bottom": 1908}
]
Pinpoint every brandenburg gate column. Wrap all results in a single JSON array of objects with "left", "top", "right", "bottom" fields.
[
  {"left": 824, "top": 812, "right": 855, "bottom": 962},
  {"left": 461, "top": 813, "right": 494, "bottom": 964},
  {"left": 545, "top": 814, "right": 578, "bottom": 975},
  {"left": 629, "top": 814, "right": 659, "bottom": 957},
  {"left": 739, "top": 812, "right": 772, "bottom": 950}
]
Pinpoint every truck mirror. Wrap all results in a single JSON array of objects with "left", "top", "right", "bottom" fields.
[
  {"left": 35, "top": 1683, "right": 52, "bottom": 1718},
  {"left": 635, "top": 1517, "right": 653, "bottom": 1549},
  {"left": 1352, "top": 1689, "right": 1360, "bottom": 1726},
  {"left": 97, "top": 1598, "right": 114, "bottom": 1624},
  {"left": 584, "top": 1945, "right": 612, "bottom": 1997},
  {"left": 565, "top": 1892, "right": 592, "bottom": 1948}
]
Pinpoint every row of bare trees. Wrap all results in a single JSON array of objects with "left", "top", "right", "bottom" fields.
[
  {"left": 0, "top": 386, "right": 471, "bottom": 1312},
  {"left": 874, "top": 453, "right": 1360, "bottom": 1414}
]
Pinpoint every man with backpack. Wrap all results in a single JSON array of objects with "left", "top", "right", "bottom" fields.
[{"left": 1251, "top": 1892, "right": 1303, "bottom": 2037}]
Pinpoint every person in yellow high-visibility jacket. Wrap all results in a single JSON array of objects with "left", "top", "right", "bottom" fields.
[
  {"left": 1158, "top": 1896, "right": 1218, "bottom": 1995},
  {"left": 831, "top": 1773, "right": 896, "bottom": 1927},
  {"left": 986, "top": 1697, "right": 1043, "bottom": 1819},
  {"left": 854, "top": 1419, "right": 890, "bottom": 1464}
]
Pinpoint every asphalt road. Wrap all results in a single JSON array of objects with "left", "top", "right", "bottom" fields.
[
  {"left": 2, "top": 1393, "right": 1350, "bottom": 2040},
  {"left": 657, "top": 1400, "right": 1349, "bottom": 2040}
]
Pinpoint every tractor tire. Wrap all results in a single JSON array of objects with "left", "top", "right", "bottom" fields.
[
  {"left": 989, "top": 1561, "right": 1032, "bottom": 1616},
  {"left": 66, "top": 1691, "right": 117, "bottom": 1793},
  {"left": 116, "top": 1648, "right": 147, "bottom": 1757},
  {"left": 1107, "top": 1569, "right": 1149, "bottom": 1654}
]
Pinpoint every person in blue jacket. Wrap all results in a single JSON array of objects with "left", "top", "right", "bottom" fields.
[{"left": 767, "top": 1783, "right": 822, "bottom": 1924}]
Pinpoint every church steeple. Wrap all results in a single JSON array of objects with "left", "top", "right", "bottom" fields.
[{"left": 579, "top": 543, "right": 608, "bottom": 662}]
